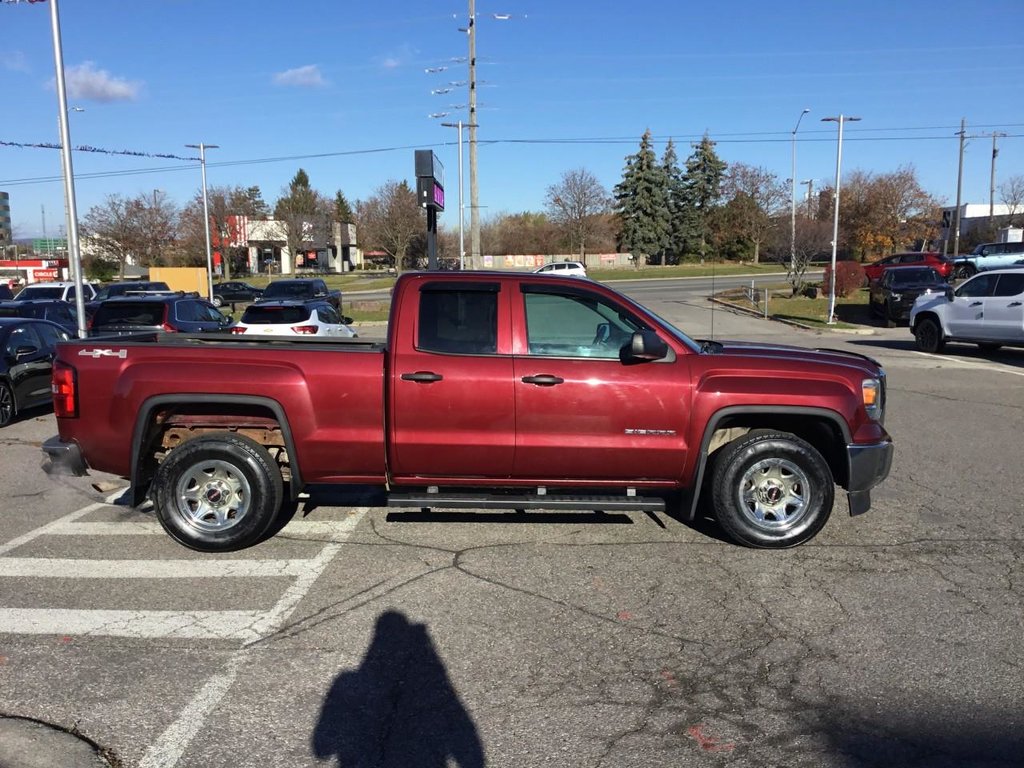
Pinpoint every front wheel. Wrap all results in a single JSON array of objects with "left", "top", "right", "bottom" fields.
[
  {"left": 151, "top": 432, "right": 283, "bottom": 552},
  {"left": 711, "top": 430, "right": 834, "bottom": 548},
  {"left": 914, "top": 317, "right": 945, "bottom": 354}
]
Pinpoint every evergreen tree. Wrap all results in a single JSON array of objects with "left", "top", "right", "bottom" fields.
[
  {"left": 683, "top": 133, "right": 726, "bottom": 262},
  {"left": 614, "top": 129, "right": 670, "bottom": 265},
  {"left": 661, "top": 138, "right": 695, "bottom": 263},
  {"left": 334, "top": 190, "right": 353, "bottom": 223}
]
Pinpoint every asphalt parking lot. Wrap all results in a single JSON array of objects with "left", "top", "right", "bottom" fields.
[{"left": 1, "top": 290, "right": 1022, "bottom": 768}]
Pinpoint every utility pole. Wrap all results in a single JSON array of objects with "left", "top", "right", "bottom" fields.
[
  {"left": 953, "top": 118, "right": 966, "bottom": 258},
  {"left": 990, "top": 131, "right": 1006, "bottom": 221},
  {"left": 467, "top": 0, "right": 480, "bottom": 268}
]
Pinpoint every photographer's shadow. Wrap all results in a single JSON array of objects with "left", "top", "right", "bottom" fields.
[{"left": 312, "top": 610, "right": 485, "bottom": 767}]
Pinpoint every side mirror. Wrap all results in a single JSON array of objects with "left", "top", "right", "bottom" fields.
[
  {"left": 944, "top": 285, "right": 954, "bottom": 302},
  {"left": 341, "top": 315, "right": 354, "bottom": 325},
  {"left": 624, "top": 330, "right": 668, "bottom": 362}
]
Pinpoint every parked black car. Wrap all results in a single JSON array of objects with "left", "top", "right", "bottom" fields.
[
  {"left": 869, "top": 265, "right": 948, "bottom": 327},
  {"left": 89, "top": 293, "right": 231, "bottom": 336},
  {"left": 86, "top": 281, "right": 172, "bottom": 317},
  {"left": 0, "top": 285, "right": 14, "bottom": 301},
  {"left": 258, "top": 278, "right": 341, "bottom": 311},
  {"left": 0, "top": 299, "right": 79, "bottom": 334},
  {"left": 1, "top": 317, "right": 72, "bottom": 427},
  {"left": 212, "top": 281, "right": 263, "bottom": 307}
]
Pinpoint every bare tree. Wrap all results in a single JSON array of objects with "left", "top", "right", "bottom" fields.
[
  {"left": 721, "top": 163, "right": 787, "bottom": 263},
  {"left": 1000, "top": 174, "right": 1024, "bottom": 226},
  {"left": 545, "top": 168, "right": 612, "bottom": 258},
  {"left": 81, "top": 194, "right": 144, "bottom": 280},
  {"left": 136, "top": 190, "right": 178, "bottom": 268},
  {"left": 355, "top": 181, "right": 423, "bottom": 273}
]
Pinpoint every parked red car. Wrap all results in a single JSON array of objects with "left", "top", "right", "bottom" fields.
[{"left": 863, "top": 252, "right": 953, "bottom": 283}]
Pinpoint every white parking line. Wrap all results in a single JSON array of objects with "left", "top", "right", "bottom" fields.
[
  {"left": 139, "top": 510, "right": 367, "bottom": 768},
  {"left": 910, "top": 349, "right": 1024, "bottom": 377},
  {"left": 0, "top": 558, "right": 311, "bottom": 578},
  {"left": 0, "top": 503, "right": 107, "bottom": 556},
  {"left": 0, "top": 608, "right": 265, "bottom": 640},
  {"left": 46, "top": 519, "right": 364, "bottom": 539}
]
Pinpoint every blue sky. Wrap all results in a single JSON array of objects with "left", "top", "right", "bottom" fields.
[{"left": 2, "top": 0, "right": 1023, "bottom": 240}]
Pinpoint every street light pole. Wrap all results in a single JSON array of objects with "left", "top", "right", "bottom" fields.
[
  {"left": 790, "top": 108, "right": 810, "bottom": 274},
  {"left": 442, "top": 120, "right": 478, "bottom": 271},
  {"left": 48, "top": 0, "right": 87, "bottom": 337},
  {"left": 822, "top": 114, "right": 861, "bottom": 324},
  {"left": 185, "top": 143, "right": 219, "bottom": 301}
]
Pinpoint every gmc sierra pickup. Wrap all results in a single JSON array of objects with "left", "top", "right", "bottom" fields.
[{"left": 42, "top": 271, "right": 893, "bottom": 552}]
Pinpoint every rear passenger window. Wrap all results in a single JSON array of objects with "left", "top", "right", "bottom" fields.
[
  {"left": 417, "top": 286, "right": 498, "bottom": 355},
  {"left": 993, "top": 274, "right": 1024, "bottom": 297}
]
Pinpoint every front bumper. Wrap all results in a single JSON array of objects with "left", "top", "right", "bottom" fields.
[
  {"left": 845, "top": 439, "right": 894, "bottom": 516},
  {"left": 41, "top": 435, "right": 89, "bottom": 477}
]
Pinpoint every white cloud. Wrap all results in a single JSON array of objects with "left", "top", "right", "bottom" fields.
[
  {"left": 376, "top": 44, "right": 417, "bottom": 71},
  {"left": 63, "top": 61, "right": 142, "bottom": 102},
  {"left": 3, "top": 51, "right": 30, "bottom": 73},
  {"left": 272, "top": 65, "right": 328, "bottom": 88}
]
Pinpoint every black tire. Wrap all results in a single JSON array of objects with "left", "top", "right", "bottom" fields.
[
  {"left": 151, "top": 432, "right": 283, "bottom": 552},
  {"left": 0, "top": 381, "right": 14, "bottom": 428},
  {"left": 914, "top": 316, "right": 945, "bottom": 354},
  {"left": 953, "top": 264, "right": 974, "bottom": 280},
  {"left": 978, "top": 342, "right": 1002, "bottom": 352},
  {"left": 884, "top": 302, "right": 897, "bottom": 328},
  {"left": 710, "top": 430, "right": 834, "bottom": 548}
]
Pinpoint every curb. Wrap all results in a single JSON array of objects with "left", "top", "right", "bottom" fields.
[{"left": 709, "top": 298, "right": 877, "bottom": 335}]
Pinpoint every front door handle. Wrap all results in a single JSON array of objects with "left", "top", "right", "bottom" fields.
[
  {"left": 401, "top": 371, "right": 443, "bottom": 383},
  {"left": 970, "top": 301, "right": 983, "bottom": 306},
  {"left": 1008, "top": 301, "right": 1023, "bottom": 307},
  {"left": 521, "top": 374, "right": 564, "bottom": 386}
]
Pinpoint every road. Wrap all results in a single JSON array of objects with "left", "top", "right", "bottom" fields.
[{"left": 1, "top": 280, "right": 1022, "bottom": 767}]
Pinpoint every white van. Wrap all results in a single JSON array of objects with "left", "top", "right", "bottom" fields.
[{"left": 13, "top": 281, "right": 96, "bottom": 303}]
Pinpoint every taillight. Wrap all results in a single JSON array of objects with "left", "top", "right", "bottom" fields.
[
  {"left": 52, "top": 360, "right": 78, "bottom": 418},
  {"left": 290, "top": 325, "right": 318, "bottom": 334},
  {"left": 161, "top": 322, "right": 176, "bottom": 332},
  {"left": 230, "top": 327, "right": 247, "bottom": 334}
]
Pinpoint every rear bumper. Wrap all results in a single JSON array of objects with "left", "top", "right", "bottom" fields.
[
  {"left": 41, "top": 435, "right": 89, "bottom": 477},
  {"left": 845, "top": 439, "right": 894, "bottom": 516}
]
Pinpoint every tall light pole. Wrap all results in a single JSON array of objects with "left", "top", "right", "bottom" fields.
[
  {"left": 185, "top": 143, "right": 218, "bottom": 301},
  {"left": 822, "top": 114, "right": 861, "bottom": 324},
  {"left": 48, "top": 0, "right": 87, "bottom": 337},
  {"left": 790, "top": 108, "right": 810, "bottom": 274},
  {"left": 441, "top": 121, "right": 477, "bottom": 271}
]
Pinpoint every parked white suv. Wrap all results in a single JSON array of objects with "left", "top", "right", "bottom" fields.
[
  {"left": 13, "top": 281, "right": 96, "bottom": 303},
  {"left": 910, "top": 268, "right": 1024, "bottom": 353},
  {"left": 533, "top": 261, "right": 588, "bottom": 278}
]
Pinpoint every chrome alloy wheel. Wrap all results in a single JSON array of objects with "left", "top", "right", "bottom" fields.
[
  {"left": 174, "top": 458, "right": 252, "bottom": 532},
  {"left": 736, "top": 457, "right": 811, "bottom": 532}
]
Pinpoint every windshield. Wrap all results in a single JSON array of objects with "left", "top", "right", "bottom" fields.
[
  {"left": 891, "top": 268, "right": 941, "bottom": 285},
  {"left": 241, "top": 305, "right": 312, "bottom": 324},
  {"left": 263, "top": 283, "right": 313, "bottom": 299},
  {"left": 17, "top": 286, "right": 64, "bottom": 300},
  {"left": 610, "top": 290, "right": 702, "bottom": 353},
  {"left": 92, "top": 302, "right": 165, "bottom": 327}
]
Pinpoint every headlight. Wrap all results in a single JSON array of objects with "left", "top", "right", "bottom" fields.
[
  {"left": 889, "top": 293, "right": 902, "bottom": 302},
  {"left": 862, "top": 378, "right": 883, "bottom": 421}
]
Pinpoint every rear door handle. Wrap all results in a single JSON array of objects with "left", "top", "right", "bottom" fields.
[
  {"left": 401, "top": 371, "right": 443, "bottom": 383},
  {"left": 521, "top": 374, "right": 564, "bottom": 386},
  {"left": 970, "top": 301, "right": 983, "bottom": 306},
  {"left": 1008, "top": 301, "right": 1023, "bottom": 307}
]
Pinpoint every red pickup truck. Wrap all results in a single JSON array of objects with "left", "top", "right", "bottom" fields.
[{"left": 42, "top": 271, "right": 893, "bottom": 551}]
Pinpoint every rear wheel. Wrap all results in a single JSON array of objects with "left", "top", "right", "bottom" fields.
[
  {"left": 0, "top": 382, "right": 14, "bottom": 427},
  {"left": 212, "top": 295, "right": 224, "bottom": 308},
  {"left": 914, "top": 317, "right": 945, "bottom": 353},
  {"left": 711, "top": 430, "right": 834, "bottom": 548},
  {"left": 152, "top": 432, "right": 283, "bottom": 552},
  {"left": 953, "top": 264, "right": 975, "bottom": 280}
]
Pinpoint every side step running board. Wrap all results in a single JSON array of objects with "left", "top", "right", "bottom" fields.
[{"left": 387, "top": 492, "right": 665, "bottom": 513}]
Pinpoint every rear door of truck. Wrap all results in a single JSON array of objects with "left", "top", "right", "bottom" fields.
[{"left": 388, "top": 277, "right": 515, "bottom": 478}]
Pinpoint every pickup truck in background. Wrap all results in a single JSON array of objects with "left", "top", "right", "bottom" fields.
[
  {"left": 257, "top": 278, "right": 342, "bottom": 311},
  {"left": 952, "top": 241, "right": 1024, "bottom": 279},
  {"left": 42, "top": 271, "right": 893, "bottom": 552}
]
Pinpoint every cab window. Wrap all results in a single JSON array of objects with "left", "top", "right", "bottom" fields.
[{"left": 417, "top": 285, "right": 498, "bottom": 355}]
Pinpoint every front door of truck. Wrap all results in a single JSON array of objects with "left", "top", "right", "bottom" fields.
[
  {"left": 389, "top": 281, "right": 515, "bottom": 479},
  {"left": 948, "top": 273, "right": 997, "bottom": 338},
  {"left": 511, "top": 284, "right": 689, "bottom": 482}
]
